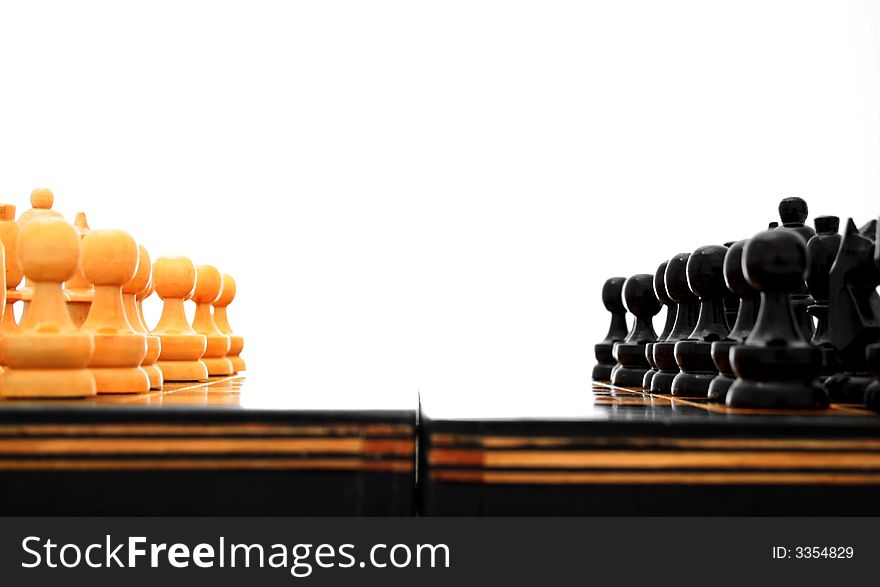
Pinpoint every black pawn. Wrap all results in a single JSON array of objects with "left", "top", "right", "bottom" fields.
[
  {"left": 651, "top": 254, "right": 700, "bottom": 394},
  {"left": 671, "top": 245, "right": 730, "bottom": 397},
  {"left": 592, "top": 277, "right": 628, "bottom": 382},
  {"left": 708, "top": 240, "right": 759, "bottom": 403},
  {"left": 778, "top": 197, "right": 816, "bottom": 341},
  {"left": 805, "top": 216, "right": 843, "bottom": 379},
  {"left": 727, "top": 229, "right": 828, "bottom": 409},
  {"left": 826, "top": 219, "right": 880, "bottom": 403},
  {"left": 611, "top": 274, "right": 661, "bottom": 387},
  {"left": 643, "top": 261, "right": 676, "bottom": 389},
  {"left": 722, "top": 241, "right": 740, "bottom": 329}
]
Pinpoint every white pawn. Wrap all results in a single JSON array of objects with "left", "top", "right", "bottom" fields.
[
  {"left": 191, "top": 265, "right": 233, "bottom": 376},
  {"left": 214, "top": 274, "right": 246, "bottom": 373},
  {"left": 122, "top": 244, "right": 163, "bottom": 390},
  {"left": 152, "top": 256, "right": 208, "bottom": 382},
  {"left": 0, "top": 219, "right": 96, "bottom": 398},
  {"left": 79, "top": 229, "right": 150, "bottom": 394}
]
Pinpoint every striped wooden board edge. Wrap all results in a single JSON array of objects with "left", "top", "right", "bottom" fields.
[
  {"left": 425, "top": 382, "right": 880, "bottom": 487},
  {"left": 0, "top": 375, "right": 415, "bottom": 474}
]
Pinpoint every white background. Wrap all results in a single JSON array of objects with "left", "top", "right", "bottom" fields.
[{"left": 0, "top": 1, "right": 878, "bottom": 411}]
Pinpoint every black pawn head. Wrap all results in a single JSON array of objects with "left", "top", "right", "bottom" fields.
[
  {"left": 743, "top": 229, "right": 808, "bottom": 293},
  {"left": 779, "top": 197, "right": 808, "bottom": 226},
  {"left": 724, "top": 240, "right": 756, "bottom": 299},
  {"left": 664, "top": 253, "right": 698, "bottom": 305},
  {"left": 653, "top": 261, "right": 671, "bottom": 307},
  {"left": 601, "top": 277, "right": 627, "bottom": 313},
  {"left": 814, "top": 215, "right": 840, "bottom": 235},
  {"left": 686, "top": 245, "right": 729, "bottom": 300},
  {"left": 623, "top": 274, "right": 661, "bottom": 318}
]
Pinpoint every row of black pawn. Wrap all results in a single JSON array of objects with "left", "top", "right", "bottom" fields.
[{"left": 593, "top": 197, "right": 880, "bottom": 411}]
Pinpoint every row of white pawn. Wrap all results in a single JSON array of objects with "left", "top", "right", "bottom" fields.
[{"left": 0, "top": 189, "right": 245, "bottom": 398}]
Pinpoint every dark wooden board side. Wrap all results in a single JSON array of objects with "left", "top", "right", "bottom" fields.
[{"left": 419, "top": 383, "right": 880, "bottom": 515}]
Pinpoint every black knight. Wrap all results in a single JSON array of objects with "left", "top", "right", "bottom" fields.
[{"left": 825, "top": 219, "right": 880, "bottom": 404}]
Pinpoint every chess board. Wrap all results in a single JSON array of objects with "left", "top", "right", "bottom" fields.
[
  {"left": 419, "top": 382, "right": 880, "bottom": 515},
  {"left": 6, "top": 377, "right": 880, "bottom": 516},
  {"left": 0, "top": 376, "right": 416, "bottom": 515}
]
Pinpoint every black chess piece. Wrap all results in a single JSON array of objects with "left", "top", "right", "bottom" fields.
[
  {"left": 671, "top": 245, "right": 730, "bottom": 397},
  {"left": 825, "top": 219, "right": 880, "bottom": 403},
  {"left": 727, "top": 229, "right": 828, "bottom": 409},
  {"left": 708, "top": 240, "right": 759, "bottom": 403},
  {"left": 651, "top": 254, "right": 700, "bottom": 394},
  {"left": 592, "top": 277, "right": 628, "bottom": 382},
  {"left": 611, "top": 274, "right": 661, "bottom": 387},
  {"left": 778, "top": 197, "right": 816, "bottom": 243},
  {"left": 722, "top": 241, "right": 740, "bottom": 329},
  {"left": 643, "top": 261, "right": 676, "bottom": 389},
  {"left": 860, "top": 219, "right": 877, "bottom": 238},
  {"left": 867, "top": 219, "right": 880, "bottom": 412},
  {"left": 805, "top": 216, "right": 843, "bottom": 380},
  {"left": 777, "top": 197, "right": 817, "bottom": 341},
  {"left": 768, "top": 222, "right": 779, "bottom": 229}
]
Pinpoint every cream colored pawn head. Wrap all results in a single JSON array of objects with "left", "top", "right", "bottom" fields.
[
  {"left": 215, "top": 274, "right": 237, "bottom": 307},
  {"left": 123, "top": 244, "right": 152, "bottom": 296},
  {"left": 19, "top": 219, "right": 81, "bottom": 284},
  {"left": 193, "top": 265, "right": 223, "bottom": 304},
  {"left": 82, "top": 229, "right": 138, "bottom": 286},
  {"left": 154, "top": 256, "right": 197, "bottom": 300}
]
